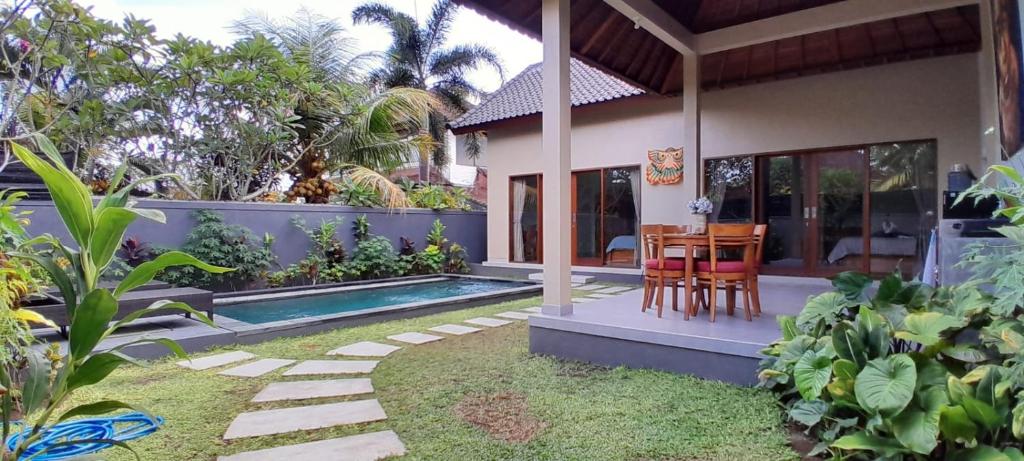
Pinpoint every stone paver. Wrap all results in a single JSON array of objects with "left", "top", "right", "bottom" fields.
[
  {"left": 218, "top": 359, "right": 295, "bottom": 378},
  {"left": 463, "top": 317, "right": 513, "bottom": 327},
  {"left": 282, "top": 360, "right": 378, "bottom": 376},
  {"left": 251, "top": 378, "right": 374, "bottom": 403},
  {"left": 327, "top": 341, "right": 402, "bottom": 357},
  {"left": 521, "top": 306, "right": 543, "bottom": 313},
  {"left": 495, "top": 311, "right": 531, "bottom": 320},
  {"left": 595, "top": 286, "right": 634, "bottom": 294},
  {"left": 387, "top": 332, "right": 444, "bottom": 345},
  {"left": 572, "top": 297, "right": 595, "bottom": 304},
  {"left": 575, "top": 284, "right": 607, "bottom": 291},
  {"left": 428, "top": 324, "right": 482, "bottom": 335},
  {"left": 176, "top": 351, "right": 255, "bottom": 371},
  {"left": 223, "top": 399, "right": 387, "bottom": 440},
  {"left": 218, "top": 430, "right": 406, "bottom": 461},
  {"left": 586, "top": 293, "right": 619, "bottom": 299}
]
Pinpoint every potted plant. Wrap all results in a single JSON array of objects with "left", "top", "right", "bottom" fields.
[{"left": 687, "top": 196, "right": 713, "bottom": 233}]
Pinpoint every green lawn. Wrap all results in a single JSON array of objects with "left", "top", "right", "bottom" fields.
[{"left": 69, "top": 295, "right": 797, "bottom": 460}]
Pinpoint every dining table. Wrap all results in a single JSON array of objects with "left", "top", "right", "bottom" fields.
[{"left": 657, "top": 233, "right": 710, "bottom": 318}]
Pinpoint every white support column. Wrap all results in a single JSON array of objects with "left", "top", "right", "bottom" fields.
[
  {"left": 541, "top": 0, "right": 573, "bottom": 316},
  {"left": 683, "top": 53, "right": 701, "bottom": 197},
  {"left": 977, "top": 0, "right": 1002, "bottom": 170}
]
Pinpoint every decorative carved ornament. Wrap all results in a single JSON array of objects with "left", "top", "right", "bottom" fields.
[{"left": 645, "top": 147, "right": 683, "bottom": 185}]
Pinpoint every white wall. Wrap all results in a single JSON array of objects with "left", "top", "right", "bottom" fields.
[{"left": 485, "top": 53, "right": 983, "bottom": 263}]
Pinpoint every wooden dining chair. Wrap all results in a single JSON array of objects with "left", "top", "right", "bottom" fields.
[
  {"left": 640, "top": 224, "right": 690, "bottom": 318},
  {"left": 749, "top": 224, "right": 768, "bottom": 317},
  {"left": 692, "top": 223, "right": 756, "bottom": 322}
]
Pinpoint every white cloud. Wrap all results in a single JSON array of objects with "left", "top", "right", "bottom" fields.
[{"left": 81, "top": 0, "right": 540, "bottom": 92}]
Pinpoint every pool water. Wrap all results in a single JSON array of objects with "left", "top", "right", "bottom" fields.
[{"left": 217, "top": 278, "right": 532, "bottom": 324}]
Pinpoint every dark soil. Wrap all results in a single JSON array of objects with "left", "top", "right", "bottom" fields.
[{"left": 454, "top": 391, "right": 548, "bottom": 443}]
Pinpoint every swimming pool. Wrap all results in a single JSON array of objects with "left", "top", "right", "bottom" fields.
[{"left": 216, "top": 277, "right": 536, "bottom": 325}]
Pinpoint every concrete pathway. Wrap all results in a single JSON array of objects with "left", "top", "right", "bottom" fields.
[
  {"left": 177, "top": 351, "right": 255, "bottom": 370},
  {"left": 575, "top": 284, "right": 607, "bottom": 291},
  {"left": 595, "top": 286, "right": 634, "bottom": 294},
  {"left": 428, "top": 324, "right": 482, "bottom": 335},
  {"left": 328, "top": 341, "right": 401, "bottom": 357},
  {"left": 464, "top": 317, "right": 512, "bottom": 327},
  {"left": 586, "top": 293, "right": 619, "bottom": 299},
  {"left": 495, "top": 311, "right": 531, "bottom": 320},
  {"left": 218, "top": 359, "right": 295, "bottom": 378},
  {"left": 572, "top": 297, "right": 595, "bottom": 304},
  {"left": 223, "top": 399, "right": 387, "bottom": 439},
  {"left": 521, "top": 307, "right": 543, "bottom": 313},
  {"left": 218, "top": 430, "right": 406, "bottom": 461},
  {"left": 283, "top": 360, "right": 379, "bottom": 376},
  {"left": 386, "top": 332, "right": 444, "bottom": 345},
  {"left": 251, "top": 379, "right": 374, "bottom": 403}
]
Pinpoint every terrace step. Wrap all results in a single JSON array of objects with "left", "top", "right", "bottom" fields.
[
  {"left": 218, "top": 359, "right": 295, "bottom": 378},
  {"left": 251, "top": 378, "right": 374, "bottom": 403},
  {"left": 222, "top": 399, "right": 387, "bottom": 440},
  {"left": 575, "top": 284, "right": 607, "bottom": 291},
  {"left": 572, "top": 298, "right": 595, "bottom": 304},
  {"left": 218, "top": 430, "right": 406, "bottom": 460},
  {"left": 528, "top": 272, "right": 595, "bottom": 284},
  {"left": 386, "top": 332, "right": 444, "bottom": 345},
  {"left": 586, "top": 293, "right": 619, "bottom": 299},
  {"left": 327, "top": 341, "right": 402, "bottom": 357},
  {"left": 495, "top": 311, "right": 531, "bottom": 320},
  {"left": 282, "top": 360, "right": 379, "bottom": 376},
  {"left": 521, "top": 307, "right": 542, "bottom": 313},
  {"left": 428, "top": 324, "right": 482, "bottom": 336},
  {"left": 464, "top": 317, "right": 513, "bottom": 327},
  {"left": 176, "top": 351, "right": 255, "bottom": 371},
  {"left": 595, "top": 286, "right": 634, "bottom": 294}
]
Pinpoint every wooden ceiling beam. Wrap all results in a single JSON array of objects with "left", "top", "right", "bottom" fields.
[
  {"left": 697, "top": 0, "right": 979, "bottom": 54},
  {"left": 603, "top": 0, "right": 697, "bottom": 55}
]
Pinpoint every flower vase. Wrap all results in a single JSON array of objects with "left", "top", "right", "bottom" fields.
[{"left": 694, "top": 214, "right": 707, "bottom": 234}]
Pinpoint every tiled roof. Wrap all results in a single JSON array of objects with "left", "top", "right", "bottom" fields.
[{"left": 448, "top": 59, "right": 644, "bottom": 131}]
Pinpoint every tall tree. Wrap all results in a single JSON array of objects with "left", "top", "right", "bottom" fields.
[{"left": 352, "top": 0, "right": 503, "bottom": 182}]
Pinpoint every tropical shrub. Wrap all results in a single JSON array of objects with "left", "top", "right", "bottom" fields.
[
  {"left": 353, "top": 214, "right": 371, "bottom": 242},
  {"left": 159, "top": 210, "right": 274, "bottom": 290},
  {"left": 1, "top": 139, "right": 229, "bottom": 460},
  {"left": 269, "top": 217, "right": 347, "bottom": 286},
  {"left": 333, "top": 177, "right": 383, "bottom": 207},
  {"left": 348, "top": 236, "right": 401, "bottom": 280}
]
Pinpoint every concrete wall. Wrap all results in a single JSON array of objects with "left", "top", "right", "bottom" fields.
[
  {"left": 485, "top": 53, "right": 983, "bottom": 263},
  {"left": 18, "top": 199, "right": 487, "bottom": 266}
]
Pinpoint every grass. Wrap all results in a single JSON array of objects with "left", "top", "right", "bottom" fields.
[{"left": 68, "top": 294, "right": 797, "bottom": 460}]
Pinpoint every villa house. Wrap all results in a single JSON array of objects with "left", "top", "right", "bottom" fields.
[{"left": 449, "top": 0, "right": 1016, "bottom": 383}]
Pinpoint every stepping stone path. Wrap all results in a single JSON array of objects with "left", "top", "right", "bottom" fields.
[
  {"left": 283, "top": 360, "right": 378, "bottom": 376},
  {"left": 464, "top": 317, "right": 512, "bottom": 327},
  {"left": 428, "top": 324, "right": 482, "bottom": 335},
  {"left": 177, "top": 351, "right": 255, "bottom": 371},
  {"left": 387, "top": 332, "right": 445, "bottom": 345},
  {"left": 522, "top": 306, "right": 543, "bottom": 313},
  {"left": 219, "top": 359, "right": 295, "bottom": 378},
  {"left": 252, "top": 379, "right": 374, "bottom": 403},
  {"left": 572, "top": 297, "right": 596, "bottom": 303},
  {"left": 219, "top": 430, "right": 406, "bottom": 461},
  {"left": 223, "top": 399, "right": 387, "bottom": 439},
  {"left": 575, "top": 284, "right": 607, "bottom": 291},
  {"left": 328, "top": 341, "right": 402, "bottom": 357},
  {"left": 495, "top": 311, "right": 531, "bottom": 320},
  {"left": 595, "top": 286, "right": 634, "bottom": 294}
]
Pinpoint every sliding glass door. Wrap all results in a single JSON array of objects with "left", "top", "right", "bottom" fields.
[
  {"left": 572, "top": 167, "right": 641, "bottom": 267},
  {"left": 509, "top": 174, "right": 542, "bottom": 263}
]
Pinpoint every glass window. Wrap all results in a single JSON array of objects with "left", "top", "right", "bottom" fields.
[
  {"left": 704, "top": 156, "right": 753, "bottom": 223},
  {"left": 603, "top": 167, "right": 640, "bottom": 267},
  {"left": 510, "top": 175, "right": 541, "bottom": 263},
  {"left": 867, "top": 142, "right": 937, "bottom": 276}
]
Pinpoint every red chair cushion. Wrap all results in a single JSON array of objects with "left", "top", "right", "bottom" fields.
[
  {"left": 644, "top": 258, "right": 685, "bottom": 270},
  {"left": 696, "top": 260, "right": 747, "bottom": 273}
]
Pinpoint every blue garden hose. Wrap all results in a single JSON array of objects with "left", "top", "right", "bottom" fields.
[{"left": 4, "top": 412, "right": 163, "bottom": 460}]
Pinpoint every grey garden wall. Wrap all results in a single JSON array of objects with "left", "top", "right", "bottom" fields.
[{"left": 18, "top": 199, "right": 487, "bottom": 267}]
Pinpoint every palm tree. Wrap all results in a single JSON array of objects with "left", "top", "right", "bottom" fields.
[
  {"left": 233, "top": 9, "right": 439, "bottom": 203},
  {"left": 352, "top": 0, "right": 504, "bottom": 183}
]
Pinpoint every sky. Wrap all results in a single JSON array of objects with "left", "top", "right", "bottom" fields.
[{"left": 81, "top": 0, "right": 542, "bottom": 93}]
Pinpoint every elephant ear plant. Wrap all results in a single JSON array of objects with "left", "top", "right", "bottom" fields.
[{"left": 1, "top": 138, "right": 231, "bottom": 461}]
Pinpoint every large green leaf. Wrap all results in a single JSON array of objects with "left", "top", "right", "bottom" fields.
[
  {"left": 1006, "top": 448, "right": 1024, "bottom": 461},
  {"left": 831, "top": 431, "right": 905, "bottom": 456},
  {"left": 797, "top": 292, "right": 848, "bottom": 332},
  {"left": 830, "top": 271, "right": 872, "bottom": 302},
  {"left": 855, "top": 355, "right": 917, "bottom": 415},
  {"left": 832, "top": 322, "right": 868, "bottom": 369},
  {"left": 1013, "top": 400, "right": 1024, "bottom": 440},
  {"left": 56, "top": 400, "right": 148, "bottom": 423},
  {"left": 67, "top": 353, "right": 129, "bottom": 392},
  {"left": 962, "top": 395, "right": 1004, "bottom": 433},
  {"left": 894, "top": 312, "right": 964, "bottom": 346},
  {"left": 941, "top": 344, "right": 990, "bottom": 363},
  {"left": 778, "top": 315, "right": 799, "bottom": 341},
  {"left": 90, "top": 208, "right": 140, "bottom": 271},
  {"left": 9, "top": 142, "right": 94, "bottom": 246},
  {"left": 107, "top": 300, "right": 213, "bottom": 334},
  {"left": 114, "top": 251, "right": 233, "bottom": 297},
  {"left": 940, "top": 405, "right": 978, "bottom": 443},
  {"left": 20, "top": 349, "right": 51, "bottom": 417},
  {"left": 948, "top": 445, "right": 1013, "bottom": 461},
  {"left": 833, "top": 359, "right": 859, "bottom": 380},
  {"left": 891, "top": 387, "right": 947, "bottom": 454},
  {"left": 789, "top": 399, "right": 829, "bottom": 427},
  {"left": 794, "top": 351, "right": 832, "bottom": 400},
  {"left": 11, "top": 251, "right": 78, "bottom": 317},
  {"left": 856, "top": 306, "right": 890, "bottom": 358},
  {"left": 110, "top": 338, "right": 187, "bottom": 358},
  {"left": 69, "top": 289, "right": 118, "bottom": 359}
]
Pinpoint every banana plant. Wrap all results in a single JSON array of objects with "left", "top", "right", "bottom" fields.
[{"left": 1, "top": 137, "right": 232, "bottom": 461}]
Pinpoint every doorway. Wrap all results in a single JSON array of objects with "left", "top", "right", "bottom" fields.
[{"left": 571, "top": 167, "right": 641, "bottom": 267}]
